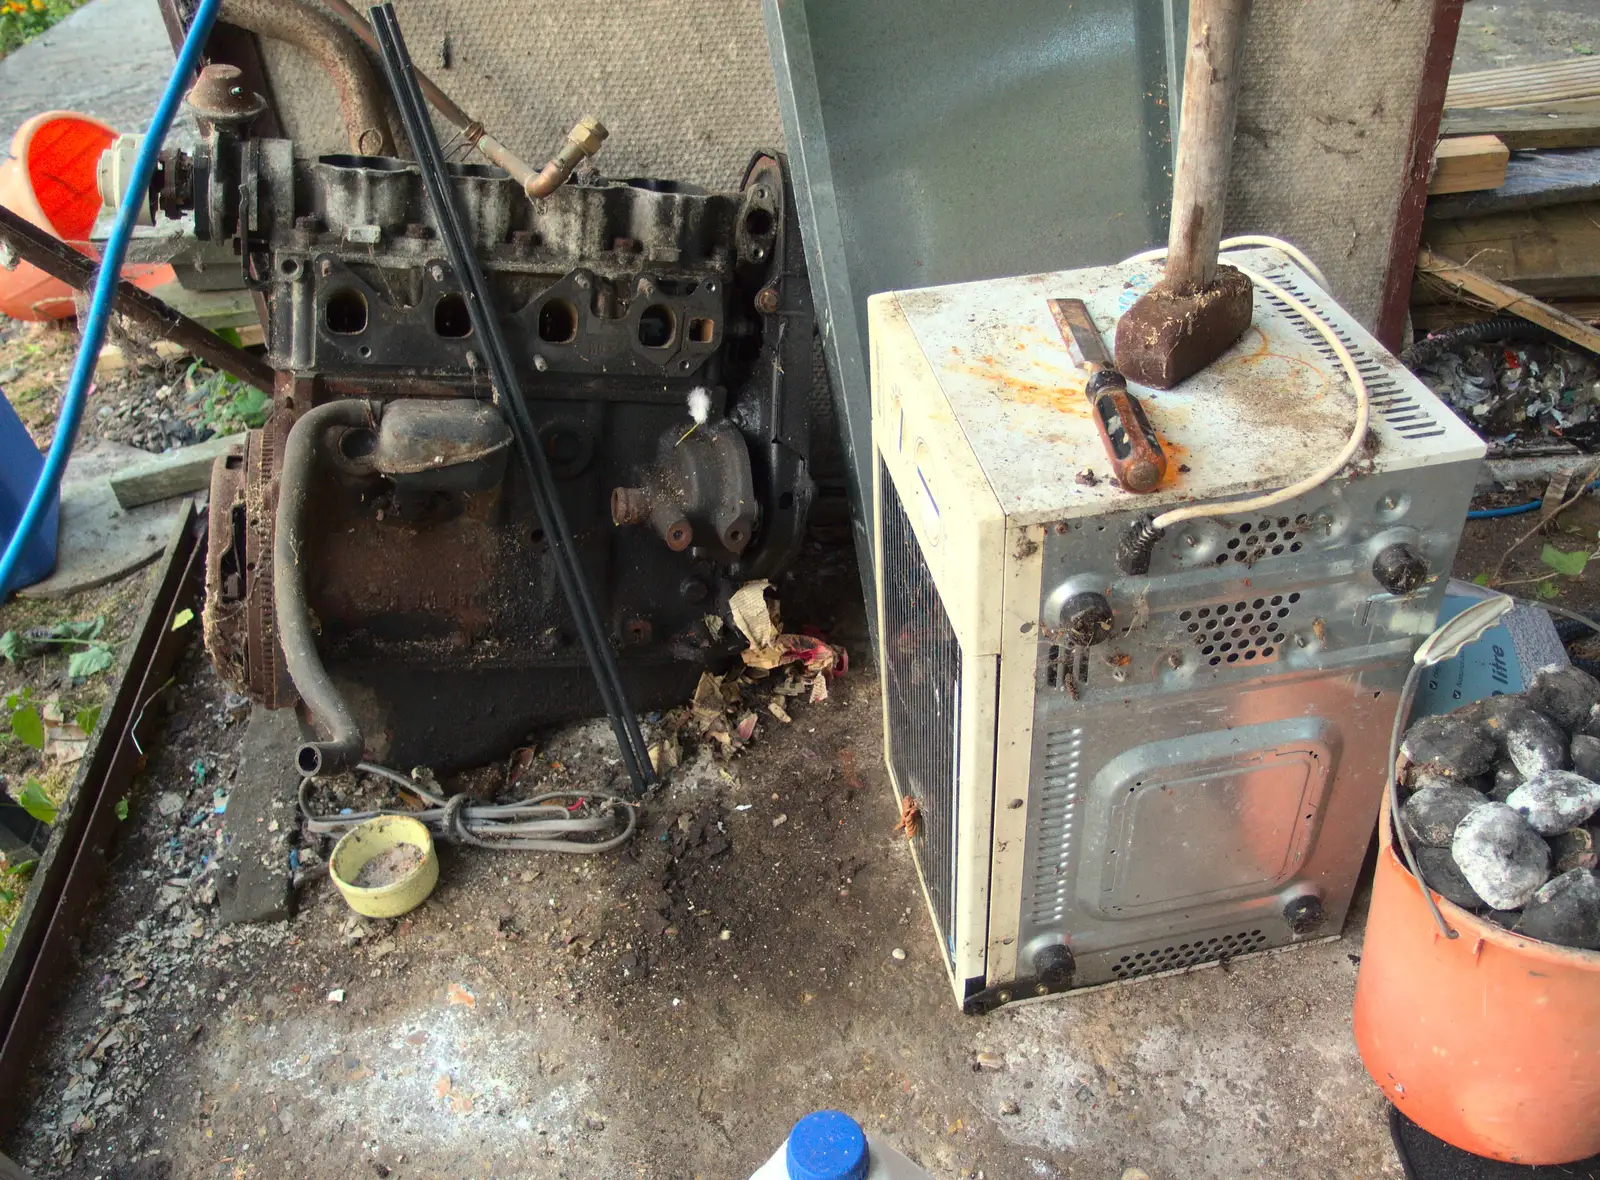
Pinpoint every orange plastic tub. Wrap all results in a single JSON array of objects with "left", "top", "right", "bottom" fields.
[
  {"left": 1353, "top": 794, "right": 1600, "bottom": 1165},
  {"left": 0, "top": 110, "right": 171, "bottom": 320}
]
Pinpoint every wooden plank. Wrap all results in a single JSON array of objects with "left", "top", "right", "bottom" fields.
[
  {"left": 1418, "top": 200, "right": 1600, "bottom": 300},
  {"left": 1410, "top": 299, "right": 1600, "bottom": 331},
  {"left": 1416, "top": 247, "right": 1600, "bottom": 354},
  {"left": 1440, "top": 107, "right": 1600, "bottom": 150},
  {"left": 141, "top": 280, "right": 261, "bottom": 330},
  {"left": 95, "top": 338, "right": 187, "bottom": 376},
  {"left": 1376, "top": 0, "right": 1466, "bottom": 352},
  {"left": 1447, "top": 57, "right": 1600, "bottom": 110},
  {"left": 1427, "top": 146, "right": 1600, "bottom": 219},
  {"left": 109, "top": 431, "right": 246, "bottom": 509},
  {"left": 1429, "top": 134, "right": 1508, "bottom": 193},
  {"left": 96, "top": 323, "right": 262, "bottom": 377}
]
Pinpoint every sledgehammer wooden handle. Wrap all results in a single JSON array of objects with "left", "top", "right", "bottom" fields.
[{"left": 1166, "top": 0, "right": 1252, "bottom": 294}]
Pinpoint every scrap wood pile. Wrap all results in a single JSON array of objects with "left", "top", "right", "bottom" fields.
[
  {"left": 1396, "top": 663, "right": 1600, "bottom": 950},
  {"left": 648, "top": 578, "right": 847, "bottom": 773},
  {"left": 1408, "top": 57, "right": 1600, "bottom": 458}
]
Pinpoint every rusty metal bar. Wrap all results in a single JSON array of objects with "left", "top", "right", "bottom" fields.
[
  {"left": 0, "top": 204, "right": 275, "bottom": 393},
  {"left": 0, "top": 506, "right": 203, "bottom": 1135}
]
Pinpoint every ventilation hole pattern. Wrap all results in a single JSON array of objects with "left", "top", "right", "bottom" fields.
[
  {"left": 1178, "top": 592, "right": 1300, "bottom": 667},
  {"left": 1043, "top": 644, "right": 1089, "bottom": 693},
  {"left": 1111, "top": 929, "right": 1268, "bottom": 980},
  {"left": 1027, "top": 728, "right": 1084, "bottom": 926},
  {"left": 1211, "top": 513, "right": 1310, "bottom": 566},
  {"left": 1259, "top": 274, "right": 1443, "bottom": 442}
]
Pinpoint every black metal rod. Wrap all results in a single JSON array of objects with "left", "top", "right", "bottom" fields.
[
  {"left": 368, "top": 3, "right": 655, "bottom": 795},
  {"left": 0, "top": 203, "right": 275, "bottom": 393}
]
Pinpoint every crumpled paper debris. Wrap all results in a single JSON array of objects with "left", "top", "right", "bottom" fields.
[{"left": 727, "top": 579, "right": 847, "bottom": 675}]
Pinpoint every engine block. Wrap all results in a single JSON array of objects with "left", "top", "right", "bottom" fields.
[{"left": 166, "top": 127, "right": 817, "bottom": 770}]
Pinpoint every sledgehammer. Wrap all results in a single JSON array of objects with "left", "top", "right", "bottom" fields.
[{"left": 1114, "top": 0, "right": 1254, "bottom": 389}]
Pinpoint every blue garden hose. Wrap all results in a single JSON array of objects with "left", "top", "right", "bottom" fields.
[
  {"left": 0, "top": 0, "right": 222, "bottom": 599},
  {"left": 1467, "top": 478, "right": 1600, "bottom": 520}
]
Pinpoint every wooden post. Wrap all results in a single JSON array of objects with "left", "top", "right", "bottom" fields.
[{"left": 1165, "top": 0, "right": 1253, "bottom": 294}]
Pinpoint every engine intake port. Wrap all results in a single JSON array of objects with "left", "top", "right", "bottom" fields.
[
  {"left": 434, "top": 292, "right": 472, "bottom": 337},
  {"left": 638, "top": 304, "right": 675, "bottom": 349},
  {"left": 326, "top": 289, "right": 368, "bottom": 334}
]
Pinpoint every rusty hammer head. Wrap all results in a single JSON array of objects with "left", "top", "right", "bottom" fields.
[{"left": 1112, "top": 264, "right": 1253, "bottom": 390}]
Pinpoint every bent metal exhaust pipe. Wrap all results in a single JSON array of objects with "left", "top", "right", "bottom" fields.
[{"left": 274, "top": 398, "right": 374, "bottom": 778}]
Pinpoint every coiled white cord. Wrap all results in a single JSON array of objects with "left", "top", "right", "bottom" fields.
[
  {"left": 300, "top": 761, "right": 639, "bottom": 853},
  {"left": 1122, "top": 235, "right": 1369, "bottom": 532}
]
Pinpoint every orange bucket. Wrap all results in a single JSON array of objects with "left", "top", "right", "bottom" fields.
[
  {"left": 0, "top": 110, "right": 172, "bottom": 320},
  {"left": 1353, "top": 793, "right": 1600, "bottom": 1165}
]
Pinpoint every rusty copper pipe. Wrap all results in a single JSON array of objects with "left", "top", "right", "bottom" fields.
[
  {"left": 220, "top": 0, "right": 393, "bottom": 155},
  {"left": 522, "top": 117, "right": 608, "bottom": 199},
  {"left": 274, "top": 398, "right": 374, "bottom": 778}
]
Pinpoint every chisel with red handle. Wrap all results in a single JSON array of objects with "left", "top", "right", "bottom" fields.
[{"left": 1048, "top": 297, "right": 1168, "bottom": 494}]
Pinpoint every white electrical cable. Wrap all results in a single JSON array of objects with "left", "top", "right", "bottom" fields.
[
  {"left": 299, "top": 762, "right": 639, "bottom": 853},
  {"left": 1125, "top": 234, "right": 1332, "bottom": 293},
  {"left": 1121, "top": 236, "right": 1369, "bottom": 533}
]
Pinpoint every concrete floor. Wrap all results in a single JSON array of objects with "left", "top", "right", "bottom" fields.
[
  {"left": 0, "top": 0, "right": 191, "bottom": 150},
  {"left": 7, "top": 641, "right": 1402, "bottom": 1180},
  {"left": 4, "top": 1, "right": 1598, "bottom": 1176}
]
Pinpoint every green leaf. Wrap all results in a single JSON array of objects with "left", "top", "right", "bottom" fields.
[
  {"left": 170, "top": 607, "right": 195, "bottom": 632},
  {"left": 114, "top": 797, "right": 129, "bottom": 822},
  {"left": 1471, "top": 573, "right": 1490, "bottom": 586},
  {"left": 54, "top": 617, "right": 105, "bottom": 641},
  {"left": 234, "top": 386, "right": 271, "bottom": 428},
  {"left": 0, "top": 630, "right": 22, "bottom": 664},
  {"left": 4, "top": 859, "right": 36, "bottom": 878},
  {"left": 215, "top": 327, "right": 243, "bottom": 348},
  {"left": 67, "top": 645, "right": 115, "bottom": 679},
  {"left": 75, "top": 705, "right": 101, "bottom": 735},
  {"left": 16, "top": 780, "right": 56, "bottom": 824},
  {"left": 1540, "top": 544, "right": 1589, "bottom": 578},
  {"left": 11, "top": 704, "right": 44, "bottom": 750},
  {"left": 1538, "top": 580, "right": 1562, "bottom": 600}
]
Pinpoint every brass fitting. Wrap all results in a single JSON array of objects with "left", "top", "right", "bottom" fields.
[{"left": 525, "top": 117, "right": 610, "bottom": 199}]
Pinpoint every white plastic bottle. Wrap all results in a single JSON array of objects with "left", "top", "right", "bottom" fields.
[{"left": 749, "top": 1110, "right": 938, "bottom": 1180}]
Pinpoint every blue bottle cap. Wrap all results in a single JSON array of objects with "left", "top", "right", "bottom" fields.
[{"left": 786, "top": 1110, "right": 869, "bottom": 1180}]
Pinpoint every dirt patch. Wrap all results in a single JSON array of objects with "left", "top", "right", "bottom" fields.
[
  {"left": 350, "top": 842, "right": 424, "bottom": 889},
  {"left": 0, "top": 528, "right": 1424, "bottom": 1180},
  {"left": 0, "top": 313, "right": 259, "bottom": 457}
]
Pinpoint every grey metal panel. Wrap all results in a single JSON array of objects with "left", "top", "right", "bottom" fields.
[
  {"left": 761, "top": 0, "right": 1182, "bottom": 610},
  {"left": 1016, "top": 457, "right": 1482, "bottom": 989}
]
